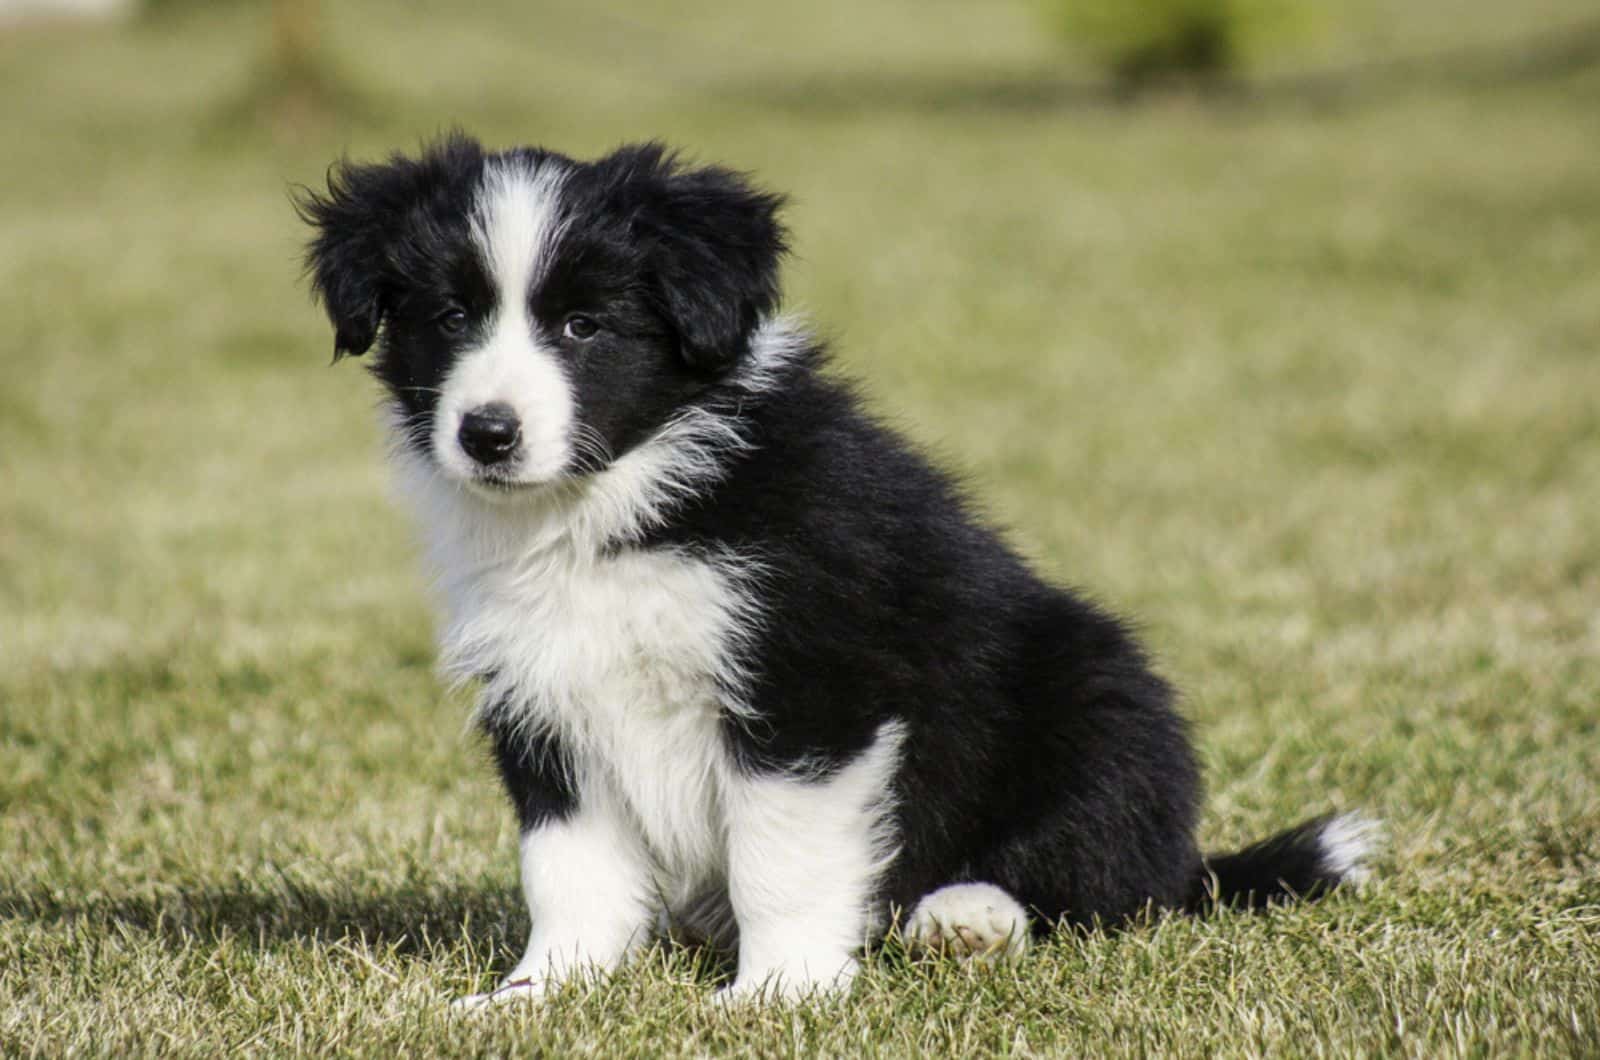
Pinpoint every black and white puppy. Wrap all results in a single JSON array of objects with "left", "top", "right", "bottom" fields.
[{"left": 299, "top": 136, "right": 1375, "bottom": 1004}]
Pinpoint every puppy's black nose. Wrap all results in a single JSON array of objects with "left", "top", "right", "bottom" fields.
[{"left": 458, "top": 403, "right": 522, "bottom": 466}]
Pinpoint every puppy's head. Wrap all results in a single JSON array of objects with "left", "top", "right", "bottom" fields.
[{"left": 297, "top": 135, "right": 786, "bottom": 496}]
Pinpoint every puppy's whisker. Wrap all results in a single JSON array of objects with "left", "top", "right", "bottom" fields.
[{"left": 568, "top": 423, "right": 615, "bottom": 475}]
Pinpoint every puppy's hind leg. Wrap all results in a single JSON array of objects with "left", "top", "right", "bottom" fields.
[{"left": 904, "top": 882, "right": 1031, "bottom": 963}]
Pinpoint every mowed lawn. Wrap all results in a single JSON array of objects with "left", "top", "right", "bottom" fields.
[{"left": 3, "top": 1, "right": 1599, "bottom": 1055}]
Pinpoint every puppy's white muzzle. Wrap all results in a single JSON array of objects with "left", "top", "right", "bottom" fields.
[{"left": 431, "top": 338, "right": 574, "bottom": 490}]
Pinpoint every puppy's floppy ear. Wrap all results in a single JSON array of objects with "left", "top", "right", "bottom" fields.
[
  {"left": 606, "top": 143, "right": 788, "bottom": 374},
  {"left": 295, "top": 135, "right": 484, "bottom": 360},
  {"left": 295, "top": 161, "right": 397, "bottom": 360}
]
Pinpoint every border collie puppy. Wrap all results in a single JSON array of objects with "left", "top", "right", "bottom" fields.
[{"left": 298, "top": 135, "right": 1375, "bottom": 1005}]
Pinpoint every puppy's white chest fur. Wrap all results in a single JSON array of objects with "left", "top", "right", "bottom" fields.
[{"left": 439, "top": 533, "right": 753, "bottom": 882}]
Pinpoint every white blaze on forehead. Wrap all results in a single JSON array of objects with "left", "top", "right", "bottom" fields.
[
  {"left": 471, "top": 157, "right": 568, "bottom": 306},
  {"left": 432, "top": 157, "right": 575, "bottom": 488}
]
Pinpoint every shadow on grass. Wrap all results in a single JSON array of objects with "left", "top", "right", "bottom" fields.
[
  {"left": 0, "top": 876, "right": 522, "bottom": 957},
  {"left": 714, "top": 17, "right": 1600, "bottom": 115},
  {"left": 1, "top": 875, "right": 742, "bottom": 986}
]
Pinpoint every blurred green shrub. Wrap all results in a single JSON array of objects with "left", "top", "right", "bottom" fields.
[{"left": 1045, "top": 0, "right": 1308, "bottom": 89}]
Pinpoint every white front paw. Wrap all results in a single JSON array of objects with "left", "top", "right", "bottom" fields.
[
  {"left": 719, "top": 957, "right": 858, "bottom": 1005},
  {"left": 905, "top": 882, "right": 1031, "bottom": 963},
  {"left": 450, "top": 977, "right": 547, "bottom": 1012}
]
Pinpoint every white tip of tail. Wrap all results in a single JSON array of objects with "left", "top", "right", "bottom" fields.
[{"left": 1317, "top": 813, "right": 1384, "bottom": 885}]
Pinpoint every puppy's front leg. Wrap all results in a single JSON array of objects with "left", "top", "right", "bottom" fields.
[
  {"left": 723, "top": 723, "right": 906, "bottom": 1002},
  {"left": 459, "top": 797, "right": 656, "bottom": 1007}
]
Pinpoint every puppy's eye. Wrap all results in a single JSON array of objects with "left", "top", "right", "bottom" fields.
[
  {"left": 563, "top": 315, "right": 600, "bottom": 341},
  {"left": 436, "top": 308, "right": 468, "bottom": 336}
]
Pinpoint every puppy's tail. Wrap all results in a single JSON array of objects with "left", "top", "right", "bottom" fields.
[{"left": 1187, "top": 812, "right": 1381, "bottom": 913}]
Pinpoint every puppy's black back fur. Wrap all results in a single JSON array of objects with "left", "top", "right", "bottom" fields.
[{"left": 641, "top": 357, "right": 1203, "bottom": 928}]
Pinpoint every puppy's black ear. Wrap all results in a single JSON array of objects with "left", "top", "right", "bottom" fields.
[
  {"left": 295, "top": 136, "right": 483, "bottom": 360},
  {"left": 295, "top": 161, "right": 396, "bottom": 360},
  {"left": 606, "top": 144, "right": 788, "bottom": 374}
]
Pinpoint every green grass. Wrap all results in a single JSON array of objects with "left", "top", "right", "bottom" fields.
[{"left": 3, "top": 1, "right": 1599, "bottom": 1054}]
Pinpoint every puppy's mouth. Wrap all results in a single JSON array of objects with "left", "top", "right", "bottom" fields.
[
  {"left": 458, "top": 463, "right": 559, "bottom": 498},
  {"left": 468, "top": 469, "right": 537, "bottom": 493},
  {"left": 454, "top": 456, "right": 599, "bottom": 501}
]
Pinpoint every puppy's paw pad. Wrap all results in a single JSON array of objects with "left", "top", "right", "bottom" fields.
[{"left": 905, "top": 882, "right": 1030, "bottom": 963}]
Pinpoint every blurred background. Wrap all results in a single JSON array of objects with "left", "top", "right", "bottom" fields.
[{"left": 1, "top": 1, "right": 1598, "bottom": 1042}]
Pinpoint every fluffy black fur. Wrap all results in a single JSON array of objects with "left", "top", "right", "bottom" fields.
[
  {"left": 631, "top": 363, "right": 1202, "bottom": 926},
  {"left": 298, "top": 135, "right": 1365, "bottom": 941}
]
